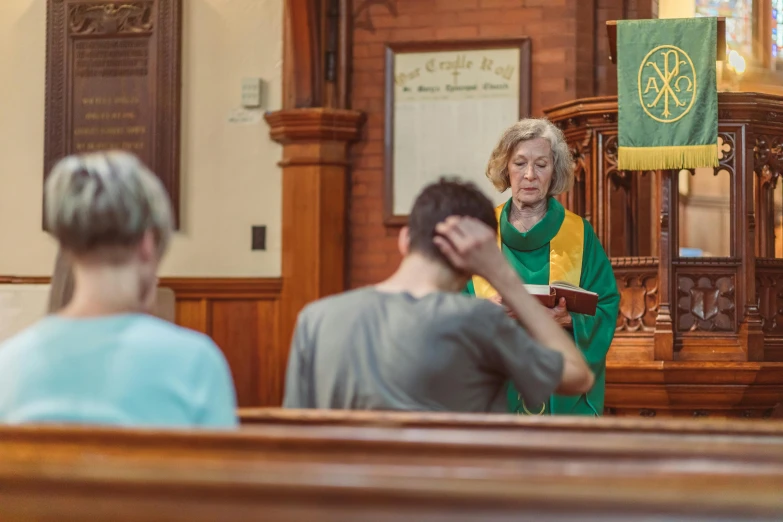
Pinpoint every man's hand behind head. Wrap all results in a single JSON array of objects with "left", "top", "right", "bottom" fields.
[{"left": 433, "top": 216, "right": 506, "bottom": 279}]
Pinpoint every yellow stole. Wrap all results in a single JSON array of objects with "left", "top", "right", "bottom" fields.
[
  {"left": 472, "top": 202, "right": 585, "bottom": 298},
  {"left": 471, "top": 202, "right": 585, "bottom": 415}
]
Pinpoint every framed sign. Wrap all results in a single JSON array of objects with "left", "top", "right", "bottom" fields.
[
  {"left": 384, "top": 39, "right": 531, "bottom": 225},
  {"left": 45, "top": 0, "right": 182, "bottom": 226}
]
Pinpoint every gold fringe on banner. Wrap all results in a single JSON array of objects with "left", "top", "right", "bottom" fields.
[{"left": 617, "top": 144, "right": 719, "bottom": 171}]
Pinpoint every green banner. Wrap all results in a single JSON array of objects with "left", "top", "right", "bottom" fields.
[{"left": 617, "top": 18, "right": 718, "bottom": 171}]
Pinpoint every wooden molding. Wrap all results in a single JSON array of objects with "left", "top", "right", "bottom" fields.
[
  {"left": 0, "top": 276, "right": 51, "bottom": 285},
  {"left": 265, "top": 108, "right": 364, "bottom": 144},
  {"left": 0, "top": 276, "right": 282, "bottom": 300},
  {"left": 159, "top": 278, "right": 282, "bottom": 300}
]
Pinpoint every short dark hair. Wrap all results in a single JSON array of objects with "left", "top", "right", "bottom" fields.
[{"left": 408, "top": 178, "right": 498, "bottom": 267}]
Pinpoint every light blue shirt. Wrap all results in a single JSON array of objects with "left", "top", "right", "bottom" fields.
[{"left": 0, "top": 314, "right": 238, "bottom": 429}]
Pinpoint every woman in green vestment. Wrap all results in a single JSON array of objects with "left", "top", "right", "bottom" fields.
[{"left": 466, "top": 118, "right": 619, "bottom": 416}]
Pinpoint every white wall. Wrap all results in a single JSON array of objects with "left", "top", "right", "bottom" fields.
[{"left": 0, "top": 0, "right": 283, "bottom": 277}]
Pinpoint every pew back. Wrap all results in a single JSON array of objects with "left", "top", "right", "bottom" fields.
[
  {"left": 240, "top": 407, "right": 783, "bottom": 439},
  {"left": 1, "top": 424, "right": 782, "bottom": 521}
]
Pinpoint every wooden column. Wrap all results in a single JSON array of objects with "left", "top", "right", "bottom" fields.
[
  {"left": 654, "top": 169, "right": 674, "bottom": 361},
  {"left": 266, "top": 109, "right": 363, "bottom": 366}
]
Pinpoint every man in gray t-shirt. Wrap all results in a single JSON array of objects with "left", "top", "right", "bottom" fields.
[{"left": 283, "top": 180, "right": 594, "bottom": 413}]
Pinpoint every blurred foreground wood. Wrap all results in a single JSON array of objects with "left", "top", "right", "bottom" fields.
[{"left": 1, "top": 412, "right": 783, "bottom": 520}]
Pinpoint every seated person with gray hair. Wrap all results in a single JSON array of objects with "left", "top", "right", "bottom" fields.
[
  {"left": 0, "top": 151, "right": 237, "bottom": 429},
  {"left": 283, "top": 179, "right": 594, "bottom": 412}
]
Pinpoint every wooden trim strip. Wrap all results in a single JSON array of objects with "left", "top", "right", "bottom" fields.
[
  {"left": 0, "top": 276, "right": 283, "bottom": 300},
  {"left": 161, "top": 278, "right": 283, "bottom": 300}
]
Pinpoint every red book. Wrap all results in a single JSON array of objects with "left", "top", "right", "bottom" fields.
[{"left": 524, "top": 282, "right": 598, "bottom": 316}]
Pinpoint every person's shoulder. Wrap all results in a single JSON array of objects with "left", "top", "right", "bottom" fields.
[
  {"left": 127, "top": 316, "right": 232, "bottom": 380},
  {"left": 0, "top": 319, "right": 51, "bottom": 359},
  {"left": 299, "top": 287, "right": 379, "bottom": 321},
  {"left": 435, "top": 292, "right": 508, "bottom": 323},
  {"left": 127, "top": 314, "right": 212, "bottom": 344},
  {"left": 124, "top": 315, "right": 223, "bottom": 360}
]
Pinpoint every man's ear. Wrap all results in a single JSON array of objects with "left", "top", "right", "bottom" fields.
[{"left": 398, "top": 226, "right": 410, "bottom": 256}]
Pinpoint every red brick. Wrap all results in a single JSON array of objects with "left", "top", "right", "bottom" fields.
[
  {"left": 352, "top": 98, "right": 384, "bottom": 113},
  {"left": 371, "top": 14, "right": 413, "bottom": 29},
  {"left": 388, "top": 27, "right": 438, "bottom": 41},
  {"left": 354, "top": 155, "right": 384, "bottom": 170},
  {"left": 353, "top": 43, "right": 385, "bottom": 59},
  {"left": 477, "top": 24, "right": 529, "bottom": 38},
  {"left": 352, "top": 58, "right": 384, "bottom": 72},
  {"left": 458, "top": 8, "right": 542, "bottom": 25},
  {"left": 537, "top": 77, "right": 567, "bottom": 92},
  {"left": 353, "top": 252, "right": 389, "bottom": 266},
  {"left": 396, "top": 1, "right": 443, "bottom": 15},
  {"left": 352, "top": 83, "right": 384, "bottom": 100},
  {"left": 533, "top": 47, "right": 567, "bottom": 64},
  {"left": 435, "top": 26, "right": 479, "bottom": 39},
  {"left": 367, "top": 126, "right": 385, "bottom": 142},
  {"left": 353, "top": 28, "right": 394, "bottom": 44},
  {"left": 407, "top": 12, "right": 461, "bottom": 27},
  {"left": 353, "top": 140, "right": 384, "bottom": 156},
  {"left": 435, "top": 0, "right": 480, "bottom": 10},
  {"left": 479, "top": 0, "right": 525, "bottom": 7}
]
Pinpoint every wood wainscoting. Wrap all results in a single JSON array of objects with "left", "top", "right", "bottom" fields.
[
  {"left": 162, "top": 278, "right": 283, "bottom": 408},
  {"left": 0, "top": 276, "right": 284, "bottom": 408}
]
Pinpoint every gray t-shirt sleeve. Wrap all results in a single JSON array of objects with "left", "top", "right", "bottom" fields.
[
  {"left": 485, "top": 310, "right": 564, "bottom": 407},
  {"left": 282, "top": 311, "right": 313, "bottom": 408}
]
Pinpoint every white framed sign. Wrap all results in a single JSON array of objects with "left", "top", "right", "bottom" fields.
[{"left": 384, "top": 39, "right": 531, "bottom": 224}]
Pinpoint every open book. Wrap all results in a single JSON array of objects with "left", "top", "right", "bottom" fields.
[{"left": 524, "top": 281, "right": 598, "bottom": 316}]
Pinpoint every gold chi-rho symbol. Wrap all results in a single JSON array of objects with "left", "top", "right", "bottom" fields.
[{"left": 638, "top": 45, "right": 696, "bottom": 123}]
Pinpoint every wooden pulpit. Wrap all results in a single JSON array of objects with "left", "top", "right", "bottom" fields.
[{"left": 541, "top": 20, "right": 783, "bottom": 418}]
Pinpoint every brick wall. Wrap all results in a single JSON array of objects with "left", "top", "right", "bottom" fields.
[
  {"left": 347, "top": 0, "right": 657, "bottom": 288},
  {"left": 596, "top": 0, "right": 659, "bottom": 95}
]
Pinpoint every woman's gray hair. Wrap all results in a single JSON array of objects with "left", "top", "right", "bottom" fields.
[
  {"left": 486, "top": 118, "right": 574, "bottom": 196},
  {"left": 44, "top": 151, "right": 173, "bottom": 261}
]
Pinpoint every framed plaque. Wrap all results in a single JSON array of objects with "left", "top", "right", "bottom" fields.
[
  {"left": 45, "top": 0, "right": 182, "bottom": 226},
  {"left": 384, "top": 39, "right": 531, "bottom": 225}
]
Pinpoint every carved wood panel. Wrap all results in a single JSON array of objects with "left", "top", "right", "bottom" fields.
[
  {"left": 613, "top": 258, "right": 659, "bottom": 334},
  {"left": 45, "top": 0, "right": 181, "bottom": 225},
  {"left": 756, "top": 262, "right": 783, "bottom": 334},
  {"left": 677, "top": 274, "right": 736, "bottom": 332},
  {"left": 566, "top": 130, "right": 591, "bottom": 218},
  {"left": 754, "top": 133, "right": 783, "bottom": 257}
]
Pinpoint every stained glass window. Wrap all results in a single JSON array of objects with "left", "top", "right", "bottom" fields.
[
  {"left": 774, "top": 0, "right": 783, "bottom": 59},
  {"left": 695, "top": 0, "right": 753, "bottom": 57}
]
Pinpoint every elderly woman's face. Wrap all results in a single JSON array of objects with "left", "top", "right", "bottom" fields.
[{"left": 508, "top": 137, "right": 554, "bottom": 207}]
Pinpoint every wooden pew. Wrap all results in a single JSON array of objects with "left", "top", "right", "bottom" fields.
[
  {"left": 240, "top": 407, "right": 783, "bottom": 440},
  {"left": 1, "top": 423, "right": 782, "bottom": 521}
]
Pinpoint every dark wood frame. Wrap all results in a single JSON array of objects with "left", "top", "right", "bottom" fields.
[
  {"left": 44, "top": 0, "right": 182, "bottom": 227},
  {"left": 383, "top": 38, "right": 532, "bottom": 226}
]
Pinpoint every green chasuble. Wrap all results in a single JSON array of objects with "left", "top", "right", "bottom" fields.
[{"left": 465, "top": 198, "right": 619, "bottom": 416}]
